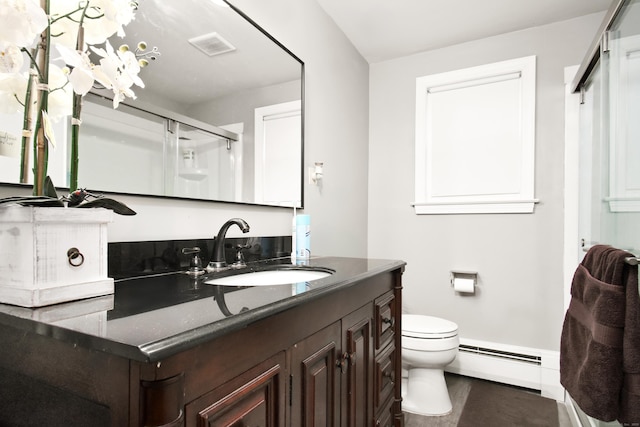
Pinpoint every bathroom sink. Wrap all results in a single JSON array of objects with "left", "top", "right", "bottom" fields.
[{"left": 205, "top": 267, "right": 333, "bottom": 287}]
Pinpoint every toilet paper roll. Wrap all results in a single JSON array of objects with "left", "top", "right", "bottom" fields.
[{"left": 453, "top": 277, "right": 475, "bottom": 294}]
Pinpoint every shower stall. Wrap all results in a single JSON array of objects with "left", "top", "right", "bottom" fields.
[{"left": 569, "top": 0, "right": 640, "bottom": 426}]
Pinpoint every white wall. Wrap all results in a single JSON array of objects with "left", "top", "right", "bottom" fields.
[
  {"left": 368, "top": 13, "right": 605, "bottom": 351},
  {"left": 0, "top": 0, "right": 370, "bottom": 257}
]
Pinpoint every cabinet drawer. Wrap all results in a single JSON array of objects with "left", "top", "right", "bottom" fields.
[
  {"left": 374, "top": 342, "right": 396, "bottom": 411},
  {"left": 374, "top": 291, "right": 396, "bottom": 350}
]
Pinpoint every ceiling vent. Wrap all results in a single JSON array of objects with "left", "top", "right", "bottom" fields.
[{"left": 188, "top": 32, "right": 236, "bottom": 57}]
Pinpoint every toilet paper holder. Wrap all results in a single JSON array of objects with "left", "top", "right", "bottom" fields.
[{"left": 450, "top": 271, "right": 477, "bottom": 293}]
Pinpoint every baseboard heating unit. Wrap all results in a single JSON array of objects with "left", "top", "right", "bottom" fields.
[{"left": 445, "top": 338, "right": 562, "bottom": 400}]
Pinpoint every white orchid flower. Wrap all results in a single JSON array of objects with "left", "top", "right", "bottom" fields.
[
  {"left": 0, "top": 0, "right": 145, "bottom": 193},
  {"left": 0, "top": 72, "right": 28, "bottom": 114},
  {"left": 0, "top": 65, "right": 72, "bottom": 119},
  {"left": 50, "top": 0, "right": 136, "bottom": 48},
  {"left": 97, "top": 56, "right": 136, "bottom": 108},
  {"left": 0, "top": 0, "right": 48, "bottom": 49},
  {"left": 0, "top": 0, "right": 48, "bottom": 74},
  {"left": 117, "top": 48, "right": 144, "bottom": 88},
  {"left": 0, "top": 44, "right": 24, "bottom": 73},
  {"left": 92, "top": 0, "right": 136, "bottom": 37},
  {"left": 83, "top": 2, "right": 131, "bottom": 44},
  {"left": 91, "top": 40, "right": 142, "bottom": 107},
  {"left": 55, "top": 44, "right": 97, "bottom": 95}
]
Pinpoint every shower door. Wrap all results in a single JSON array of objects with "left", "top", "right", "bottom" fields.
[
  {"left": 579, "top": 0, "right": 640, "bottom": 257},
  {"left": 575, "top": 1, "right": 640, "bottom": 426},
  {"left": 167, "top": 121, "right": 241, "bottom": 201}
]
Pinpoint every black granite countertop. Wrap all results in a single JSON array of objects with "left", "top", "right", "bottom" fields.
[{"left": 0, "top": 256, "right": 404, "bottom": 363}]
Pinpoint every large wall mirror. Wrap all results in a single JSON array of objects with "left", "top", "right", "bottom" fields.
[{"left": 0, "top": 0, "right": 304, "bottom": 208}]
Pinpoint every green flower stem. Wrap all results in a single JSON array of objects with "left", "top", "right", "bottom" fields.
[
  {"left": 49, "top": 6, "right": 84, "bottom": 25},
  {"left": 69, "top": 22, "right": 86, "bottom": 193},
  {"left": 70, "top": 94, "right": 82, "bottom": 192},
  {"left": 33, "top": 0, "right": 51, "bottom": 195},
  {"left": 19, "top": 67, "right": 36, "bottom": 184}
]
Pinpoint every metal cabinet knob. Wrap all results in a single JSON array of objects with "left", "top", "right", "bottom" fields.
[{"left": 382, "top": 317, "right": 395, "bottom": 327}]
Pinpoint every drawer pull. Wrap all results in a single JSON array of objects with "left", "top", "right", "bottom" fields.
[
  {"left": 382, "top": 317, "right": 395, "bottom": 327},
  {"left": 67, "top": 247, "right": 85, "bottom": 267}
]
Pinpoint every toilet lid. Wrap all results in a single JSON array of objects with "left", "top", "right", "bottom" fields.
[{"left": 402, "top": 314, "right": 458, "bottom": 339}]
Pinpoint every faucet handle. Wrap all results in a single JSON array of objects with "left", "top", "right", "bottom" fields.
[
  {"left": 231, "top": 244, "right": 251, "bottom": 269},
  {"left": 182, "top": 247, "right": 204, "bottom": 275}
]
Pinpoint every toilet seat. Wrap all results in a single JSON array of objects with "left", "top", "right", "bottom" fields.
[{"left": 402, "top": 315, "right": 458, "bottom": 339}]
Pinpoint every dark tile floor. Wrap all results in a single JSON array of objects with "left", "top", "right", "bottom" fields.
[{"left": 403, "top": 374, "right": 572, "bottom": 427}]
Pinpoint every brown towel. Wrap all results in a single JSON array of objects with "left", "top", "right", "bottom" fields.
[
  {"left": 620, "top": 251, "right": 640, "bottom": 424},
  {"left": 560, "top": 245, "right": 640, "bottom": 424}
]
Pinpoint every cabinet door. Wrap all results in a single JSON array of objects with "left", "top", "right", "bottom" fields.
[
  {"left": 341, "top": 304, "right": 373, "bottom": 427},
  {"left": 290, "top": 321, "right": 341, "bottom": 427},
  {"left": 185, "top": 352, "right": 285, "bottom": 427}
]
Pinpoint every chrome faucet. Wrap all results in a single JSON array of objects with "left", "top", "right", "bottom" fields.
[{"left": 209, "top": 218, "right": 250, "bottom": 271}]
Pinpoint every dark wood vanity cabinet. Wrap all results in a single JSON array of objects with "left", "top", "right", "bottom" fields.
[
  {"left": 0, "top": 266, "right": 403, "bottom": 427},
  {"left": 188, "top": 294, "right": 399, "bottom": 427}
]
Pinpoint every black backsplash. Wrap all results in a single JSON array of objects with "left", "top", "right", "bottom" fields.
[{"left": 108, "top": 236, "right": 292, "bottom": 279}]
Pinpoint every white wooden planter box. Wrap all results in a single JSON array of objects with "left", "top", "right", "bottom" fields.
[{"left": 0, "top": 206, "right": 114, "bottom": 308}]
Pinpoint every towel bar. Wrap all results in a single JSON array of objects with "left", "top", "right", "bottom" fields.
[
  {"left": 625, "top": 257, "right": 640, "bottom": 266},
  {"left": 580, "top": 241, "right": 640, "bottom": 265}
]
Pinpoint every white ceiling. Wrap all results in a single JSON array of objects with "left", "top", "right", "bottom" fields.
[
  {"left": 118, "top": 0, "right": 301, "bottom": 106},
  {"left": 315, "top": 0, "right": 613, "bottom": 63}
]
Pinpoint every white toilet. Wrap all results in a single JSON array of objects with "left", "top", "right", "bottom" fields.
[{"left": 401, "top": 314, "right": 459, "bottom": 416}]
